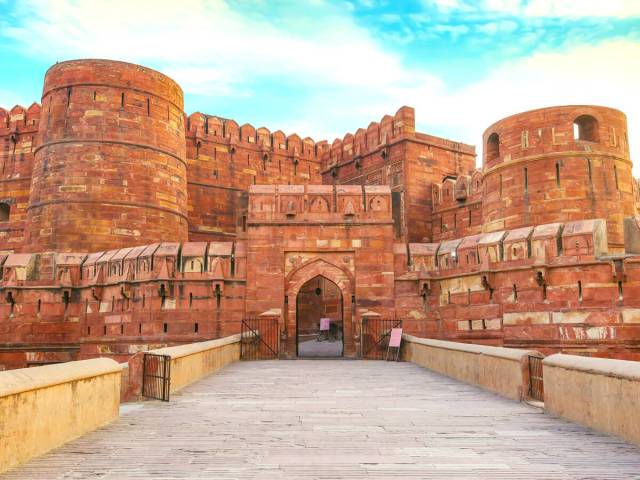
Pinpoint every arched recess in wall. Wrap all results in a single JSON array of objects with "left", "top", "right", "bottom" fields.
[
  {"left": 574, "top": 115, "right": 599, "bottom": 142},
  {"left": 486, "top": 133, "right": 500, "bottom": 162},
  {"left": 285, "top": 257, "right": 356, "bottom": 356},
  {"left": 0, "top": 203, "right": 9, "bottom": 222}
]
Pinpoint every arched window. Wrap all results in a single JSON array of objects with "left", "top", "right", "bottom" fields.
[
  {"left": 0, "top": 203, "right": 9, "bottom": 221},
  {"left": 573, "top": 115, "right": 599, "bottom": 142},
  {"left": 486, "top": 133, "right": 500, "bottom": 162}
]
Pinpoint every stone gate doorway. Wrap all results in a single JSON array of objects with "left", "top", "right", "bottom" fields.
[{"left": 296, "top": 276, "right": 343, "bottom": 357}]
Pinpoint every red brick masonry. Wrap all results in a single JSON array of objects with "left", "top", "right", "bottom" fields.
[{"left": 0, "top": 59, "right": 639, "bottom": 368}]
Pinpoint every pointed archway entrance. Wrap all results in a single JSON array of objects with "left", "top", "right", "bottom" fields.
[
  {"left": 284, "top": 258, "right": 356, "bottom": 358},
  {"left": 296, "top": 276, "right": 343, "bottom": 357}
]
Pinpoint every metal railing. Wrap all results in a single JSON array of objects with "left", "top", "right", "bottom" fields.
[
  {"left": 142, "top": 353, "right": 171, "bottom": 401},
  {"left": 362, "top": 318, "right": 402, "bottom": 360},
  {"left": 240, "top": 317, "right": 279, "bottom": 360}
]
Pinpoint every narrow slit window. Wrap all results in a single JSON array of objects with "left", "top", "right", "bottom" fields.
[
  {"left": 618, "top": 281, "right": 623, "bottom": 301},
  {"left": 499, "top": 174, "right": 503, "bottom": 197},
  {"left": 524, "top": 167, "right": 528, "bottom": 194},
  {"left": 556, "top": 162, "right": 560, "bottom": 187},
  {"left": 146, "top": 98, "right": 150, "bottom": 116},
  {"left": 0, "top": 203, "right": 10, "bottom": 222},
  {"left": 139, "top": 323, "right": 142, "bottom": 334},
  {"left": 578, "top": 281, "right": 583, "bottom": 302},
  {"left": 163, "top": 323, "right": 168, "bottom": 333},
  {"left": 121, "top": 92, "right": 125, "bottom": 108},
  {"left": 614, "top": 165, "right": 619, "bottom": 190},
  {"left": 513, "top": 284, "right": 518, "bottom": 301},
  {"left": 195, "top": 323, "right": 199, "bottom": 333},
  {"left": 587, "top": 158, "right": 593, "bottom": 186}
]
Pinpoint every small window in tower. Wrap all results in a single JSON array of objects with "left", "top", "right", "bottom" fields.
[
  {"left": 486, "top": 133, "right": 500, "bottom": 162},
  {"left": 556, "top": 162, "right": 561, "bottom": 187},
  {"left": 573, "top": 115, "right": 599, "bottom": 142},
  {"left": 0, "top": 203, "right": 9, "bottom": 221}
]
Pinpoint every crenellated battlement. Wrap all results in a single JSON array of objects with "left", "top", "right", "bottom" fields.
[
  {"left": 1, "top": 58, "right": 639, "bottom": 368},
  {"left": 0, "top": 240, "right": 245, "bottom": 290},
  {"left": 0, "top": 103, "right": 41, "bottom": 132},
  {"left": 409, "top": 218, "right": 609, "bottom": 276},
  {"left": 186, "top": 112, "right": 322, "bottom": 161},
  {"left": 320, "top": 106, "right": 416, "bottom": 173}
]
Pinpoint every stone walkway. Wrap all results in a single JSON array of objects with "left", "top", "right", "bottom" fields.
[{"left": 4, "top": 360, "right": 640, "bottom": 479}]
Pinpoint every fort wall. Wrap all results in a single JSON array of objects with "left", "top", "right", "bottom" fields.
[
  {"left": 184, "top": 113, "right": 323, "bottom": 242},
  {"left": 0, "top": 104, "right": 40, "bottom": 249},
  {"left": 320, "top": 106, "right": 477, "bottom": 242},
  {"left": 1, "top": 59, "right": 639, "bottom": 368}
]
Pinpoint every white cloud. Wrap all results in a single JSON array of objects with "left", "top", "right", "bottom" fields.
[
  {"left": 423, "top": 0, "right": 468, "bottom": 11},
  {"left": 476, "top": 20, "right": 519, "bottom": 35},
  {"left": 524, "top": 0, "right": 640, "bottom": 18},
  {"left": 427, "top": 0, "right": 640, "bottom": 17},
  {"left": 407, "top": 39, "right": 640, "bottom": 173},
  {"left": 0, "top": 89, "right": 29, "bottom": 110},
  {"left": 3, "top": 0, "right": 640, "bottom": 176},
  {"left": 4, "top": 0, "right": 419, "bottom": 96},
  {"left": 433, "top": 24, "right": 470, "bottom": 38}
]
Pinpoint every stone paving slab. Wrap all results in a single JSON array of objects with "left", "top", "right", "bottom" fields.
[{"left": 3, "top": 360, "right": 640, "bottom": 479}]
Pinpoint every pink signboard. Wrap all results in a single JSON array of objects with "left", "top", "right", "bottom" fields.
[
  {"left": 388, "top": 328, "right": 403, "bottom": 348},
  {"left": 320, "top": 318, "right": 331, "bottom": 331}
]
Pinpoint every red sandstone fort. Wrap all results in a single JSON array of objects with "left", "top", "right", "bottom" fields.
[{"left": 1, "top": 58, "right": 639, "bottom": 369}]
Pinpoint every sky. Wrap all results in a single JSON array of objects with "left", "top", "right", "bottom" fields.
[{"left": 0, "top": 0, "right": 639, "bottom": 172}]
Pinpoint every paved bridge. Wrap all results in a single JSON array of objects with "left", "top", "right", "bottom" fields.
[{"left": 3, "top": 360, "right": 639, "bottom": 479}]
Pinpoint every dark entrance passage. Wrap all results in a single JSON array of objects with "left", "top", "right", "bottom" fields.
[{"left": 296, "top": 276, "right": 343, "bottom": 357}]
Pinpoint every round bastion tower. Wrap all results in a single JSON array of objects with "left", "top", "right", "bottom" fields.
[
  {"left": 26, "top": 59, "right": 188, "bottom": 252},
  {"left": 481, "top": 105, "right": 636, "bottom": 251}
]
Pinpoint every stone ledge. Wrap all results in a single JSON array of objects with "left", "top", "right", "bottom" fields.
[
  {"left": 403, "top": 334, "right": 536, "bottom": 362},
  {"left": 149, "top": 334, "right": 241, "bottom": 360},
  {"left": 0, "top": 358, "right": 122, "bottom": 398},
  {"left": 544, "top": 353, "right": 640, "bottom": 381}
]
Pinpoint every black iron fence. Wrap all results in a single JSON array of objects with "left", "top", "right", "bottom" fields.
[
  {"left": 362, "top": 318, "right": 402, "bottom": 360},
  {"left": 240, "top": 317, "right": 279, "bottom": 360},
  {"left": 142, "top": 353, "right": 171, "bottom": 401}
]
